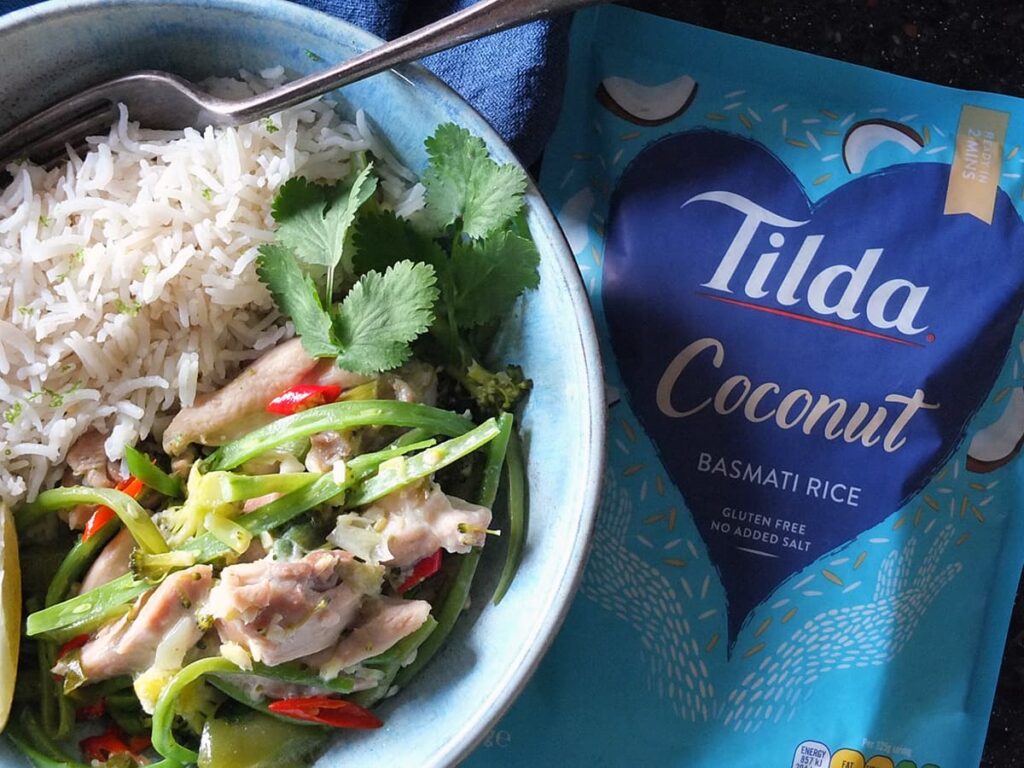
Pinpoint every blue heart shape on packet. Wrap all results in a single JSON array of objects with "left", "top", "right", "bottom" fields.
[{"left": 603, "top": 131, "right": 1024, "bottom": 647}]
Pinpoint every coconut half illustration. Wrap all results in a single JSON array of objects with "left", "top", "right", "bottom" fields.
[
  {"left": 597, "top": 75, "right": 699, "bottom": 127},
  {"left": 967, "top": 387, "right": 1024, "bottom": 473},
  {"left": 560, "top": 187, "right": 596, "bottom": 255},
  {"left": 842, "top": 119, "right": 925, "bottom": 173}
]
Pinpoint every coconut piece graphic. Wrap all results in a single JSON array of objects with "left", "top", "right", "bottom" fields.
[
  {"left": 842, "top": 119, "right": 925, "bottom": 173},
  {"left": 597, "top": 75, "right": 698, "bottom": 127},
  {"left": 560, "top": 187, "right": 596, "bottom": 255},
  {"left": 967, "top": 387, "right": 1024, "bottom": 473}
]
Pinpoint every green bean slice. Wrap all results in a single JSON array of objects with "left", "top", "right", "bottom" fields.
[
  {"left": 349, "top": 616, "right": 439, "bottom": 707},
  {"left": 345, "top": 418, "right": 500, "bottom": 507},
  {"left": 152, "top": 657, "right": 239, "bottom": 763},
  {"left": 124, "top": 445, "right": 184, "bottom": 498},
  {"left": 26, "top": 439, "right": 437, "bottom": 640},
  {"left": 392, "top": 415, "right": 513, "bottom": 687},
  {"left": 5, "top": 710, "right": 89, "bottom": 767},
  {"left": 152, "top": 656, "right": 357, "bottom": 763},
  {"left": 207, "top": 678, "right": 326, "bottom": 727},
  {"left": 492, "top": 425, "right": 526, "bottom": 605},
  {"left": 18, "top": 487, "right": 168, "bottom": 555},
  {"left": 201, "top": 472, "right": 318, "bottom": 503},
  {"left": 25, "top": 574, "right": 145, "bottom": 640},
  {"left": 26, "top": 423, "right": 493, "bottom": 642},
  {"left": 478, "top": 413, "right": 513, "bottom": 508},
  {"left": 202, "top": 400, "right": 473, "bottom": 472},
  {"left": 44, "top": 520, "right": 118, "bottom": 609},
  {"left": 393, "top": 551, "right": 480, "bottom": 690}
]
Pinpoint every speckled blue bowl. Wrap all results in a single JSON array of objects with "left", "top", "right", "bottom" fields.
[{"left": 0, "top": 1, "right": 605, "bottom": 765}]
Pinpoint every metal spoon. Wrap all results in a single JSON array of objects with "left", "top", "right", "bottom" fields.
[{"left": 0, "top": 0, "right": 602, "bottom": 168}]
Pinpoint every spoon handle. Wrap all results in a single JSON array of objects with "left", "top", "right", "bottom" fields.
[{"left": 224, "top": 0, "right": 604, "bottom": 123}]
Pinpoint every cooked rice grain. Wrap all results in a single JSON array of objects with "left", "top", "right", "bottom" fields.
[{"left": 0, "top": 71, "right": 423, "bottom": 505}]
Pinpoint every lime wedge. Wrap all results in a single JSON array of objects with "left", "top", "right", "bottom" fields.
[{"left": 0, "top": 502, "right": 20, "bottom": 731}]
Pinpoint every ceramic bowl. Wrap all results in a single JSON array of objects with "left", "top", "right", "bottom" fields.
[{"left": 0, "top": 1, "right": 605, "bottom": 766}]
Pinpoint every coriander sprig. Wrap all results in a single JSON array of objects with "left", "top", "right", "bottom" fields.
[{"left": 256, "top": 123, "right": 540, "bottom": 414}]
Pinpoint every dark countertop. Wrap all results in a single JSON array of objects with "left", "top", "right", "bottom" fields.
[
  {"left": 624, "top": 1, "right": 1024, "bottom": 98},
  {"left": 619, "top": 2, "right": 1024, "bottom": 765}
]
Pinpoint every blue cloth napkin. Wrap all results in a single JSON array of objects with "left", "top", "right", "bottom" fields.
[
  {"left": 0, "top": 0, "right": 569, "bottom": 164},
  {"left": 303, "top": 0, "right": 569, "bottom": 163}
]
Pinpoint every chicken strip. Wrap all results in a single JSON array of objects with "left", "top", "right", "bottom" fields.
[
  {"left": 337, "top": 483, "right": 492, "bottom": 568},
  {"left": 79, "top": 527, "right": 135, "bottom": 593},
  {"left": 306, "top": 356, "right": 372, "bottom": 391},
  {"left": 386, "top": 361, "right": 439, "bottom": 407},
  {"left": 66, "top": 429, "right": 122, "bottom": 489},
  {"left": 162, "top": 339, "right": 317, "bottom": 455},
  {"left": 57, "top": 565, "right": 213, "bottom": 682},
  {"left": 162, "top": 339, "right": 369, "bottom": 456},
  {"left": 206, "top": 550, "right": 381, "bottom": 667},
  {"left": 303, "top": 362, "right": 436, "bottom": 472},
  {"left": 316, "top": 596, "right": 431, "bottom": 680},
  {"left": 63, "top": 429, "right": 126, "bottom": 529}
]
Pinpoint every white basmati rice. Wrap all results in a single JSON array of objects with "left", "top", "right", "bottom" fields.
[{"left": 0, "top": 71, "right": 424, "bottom": 505}]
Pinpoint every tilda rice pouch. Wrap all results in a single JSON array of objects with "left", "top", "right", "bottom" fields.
[{"left": 469, "top": 7, "right": 1024, "bottom": 768}]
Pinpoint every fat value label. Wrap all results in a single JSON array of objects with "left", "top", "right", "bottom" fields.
[{"left": 791, "top": 740, "right": 942, "bottom": 768}]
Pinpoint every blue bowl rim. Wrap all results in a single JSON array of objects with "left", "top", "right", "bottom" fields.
[{"left": 0, "top": 1, "right": 607, "bottom": 766}]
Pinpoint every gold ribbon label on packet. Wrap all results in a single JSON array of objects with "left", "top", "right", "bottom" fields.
[{"left": 944, "top": 105, "right": 1010, "bottom": 224}]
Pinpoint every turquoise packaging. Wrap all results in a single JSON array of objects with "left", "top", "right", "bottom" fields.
[{"left": 468, "top": 7, "right": 1024, "bottom": 768}]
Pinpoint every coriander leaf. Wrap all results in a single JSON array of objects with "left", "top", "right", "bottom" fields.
[
  {"left": 352, "top": 209, "right": 448, "bottom": 277},
  {"left": 256, "top": 244, "right": 339, "bottom": 359},
  {"left": 271, "top": 178, "right": 332, "bottom": 266},
  {"left": 422, "top": 124, "right": 528, "bottom": 240},
  {"left": 325, "top": 163, "right": 378, "bottom": 289},
  {"left": 332, "top": 261, "right": 439, "bottom": 374},
  {"left": 449, "top": 232, "right": 540, "bottom": 328},
  {"left": 270, "top": 167, "right": 378, "bottom": 278}
]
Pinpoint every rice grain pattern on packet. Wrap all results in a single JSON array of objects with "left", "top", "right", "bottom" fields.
[{"left": 464, "top": 8, "right": 1024, "bottom": 768}]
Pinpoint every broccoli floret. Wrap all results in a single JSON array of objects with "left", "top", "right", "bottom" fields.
[
  {"left": 155, "top": 502, "right": 207, "bottom": 548},
  {"left": 458, "top": 360, "right": 532, "bottom": 418},
  {"left": 155, "top": 465, "right": 235, "bottom": 547},
  {"left": 175, "top": 679, "right": 224, "bottom": 735},
  {"left": 423, "top": 316, "right": 532, "bottom": 417}
]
